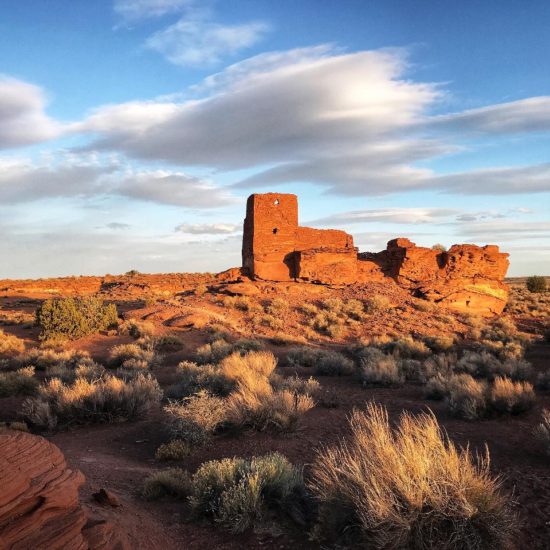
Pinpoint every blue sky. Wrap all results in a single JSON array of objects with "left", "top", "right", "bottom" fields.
[{"left": 0, "top": 0, "right": 549, "bottom": 278}]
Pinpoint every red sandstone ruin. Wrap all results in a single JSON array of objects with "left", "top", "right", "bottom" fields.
[{"left": 242, "top": 193, "right": 510, "bottom": 315}]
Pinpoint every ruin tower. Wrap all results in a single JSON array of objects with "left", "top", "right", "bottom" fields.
[
  {"left": 242, "top": 193, "right": 300, "bottom": 281},
  {"left": 242, "top": 193, "right": 356, "bottom": 282}
]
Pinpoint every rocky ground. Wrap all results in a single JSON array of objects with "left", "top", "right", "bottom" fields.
[{"left": 0, "top": 271, "right": 548, "bottom": 549}]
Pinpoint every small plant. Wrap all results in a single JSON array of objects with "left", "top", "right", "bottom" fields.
[
  {"left": 222, "top": 295, "right": 254, "bottom": 311},
  {"left": 171, "top": 361, "right": 235, "bottom": 397},
  {"left": 118, "top": 319, "right": 155, "bottom": 339},
  {"left": 271, "top": 374, "right": 320, "bottom": 396},
  {"left": 0, "top": 329, "right": 25, "bottom": 356},
  {"left": 195, "top": 339, "right": 234, "bottom": 364},
  {"left": 155, "top": 439, "right": 192, "bottom": 461},
  {"left": 188, "top": 453, "right": 304, "bottom": 533},
  {"left": 431, "top": 243, "right": 447, "bottom": 252},
  {"left": 446, "top": 374, "right": 487, "bottom": 420},
  {"left": 22, "top": 373, "right": 162, "bottom": 428},
  {"left": 364, "top": 295, "right": 391, "bottom": 314},
  {"left": 314, "top": 350, "right": 355, "bottom": 376},
  {"left": 142, "top": 468, "right": 191, "bottom": 500},
  {"left": 164, "top": 390, "right": 228, "bottom": 445},
  {"left": 534, "top": 409, "right": 550, "bottom": 456},
  {"left": 535, "top": 370, "right": 550, "bottom": 390},
  {"left": 358, "top": 348, "right": 403, "bottom": 387},
  {"left": 384, "top": 337, "right": 431, "bottom": 359},
  {"left": 526, "top": 275, "right": 547, "bottom": 293},
  {"left": 108, "top": 343, "right": 156, "bottom": 369},
  {"left": 265, "top": 297, "right": 289, "bottom": 315},
  {"left": 488, "top": 377, "right": 535, "bottom": 415},
  {"left": 36, "top": 297, "right": 118, "bottom": 341},
  {"left": 309, "top": 403, "right": 515, "bottom": 548},
  {"left": 0, "top": 367, "right": 38, "bottom": 397}
]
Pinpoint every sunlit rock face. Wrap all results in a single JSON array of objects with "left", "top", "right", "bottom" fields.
[{"left": 242, "top": 193, "right": 509, "bottom": 315}]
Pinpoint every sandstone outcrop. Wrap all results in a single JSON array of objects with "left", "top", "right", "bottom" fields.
[
  {"left": 0, "top": 429, "right": 127, "bottom": 550},
  {"left": 242, "top": 193, "right": 510, "bottom": 315}
]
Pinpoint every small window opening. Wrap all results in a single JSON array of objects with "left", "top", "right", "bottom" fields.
[
  {"left": 272, "top": 228, "right": 278, "bottom": 234},
  {"left": 274, "top": 199, "right": 280, "bottom": 205}
]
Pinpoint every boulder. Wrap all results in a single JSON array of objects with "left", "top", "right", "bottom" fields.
[{"left": 0, "top": 429, "right": 128, "bottom": 550}]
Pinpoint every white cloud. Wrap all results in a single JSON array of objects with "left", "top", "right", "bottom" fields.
[
  {"left": 146, "top": 18, "right": 269, "bottom": 67},
  {"left": 0, "top": 76, "right": 61, "bottom": 149},
  {"left": 175, "top": 222, "right": 239, "bottom": 234},
  {"left": 434, "top": 96, "right": 550, "bottom": 134},
  {"left": 0, "top": 155, "right": 235, "bottom": 208},
  {"left": 309, "top": 207, "right": 458, "bottom": 226},
  {"left": 114, "top": 0, "right": 191, "bottom": 22},
  {"left": 83, "top": 47, "right": 440, "bottom": 173}
]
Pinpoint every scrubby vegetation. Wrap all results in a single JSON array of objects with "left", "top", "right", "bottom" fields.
[
  {"left": 22, "top": 373, "right": 162, "bottom": 428},
  {"left": 526, "top": 275, "right": 547, "bottom": 293},
  {"left": 310, "top": 403, "right": 515, "bottom": 549},
  {"left": 534, "top": 409, "right": 550, "bottom": 456},
  {"left": 0, "top": 367, "right": 38, "bottom": 397},
  {"left": 36, "top": 297, "right": 118, "bottom": 340},
  {"left": 0, "top": 329, "right": 25, "bottom": 356}
]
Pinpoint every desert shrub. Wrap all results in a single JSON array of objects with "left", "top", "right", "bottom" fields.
[
  {"left": 259, "top": 314, "right": 284, "bottom": 330},
  {"left": 432, "top": 243, "right": 447, "bottom": 252},
  {"left": 22, "top": 373, "right": 162, "bottom": 428},
  {"left": 108, "top": 343, "right": 156, "bottom": 369},
  {"left": 227, "top": 387, "right": 314, "bottom": 432},
  {"left": 171, "top": 361, "right": 235, "bottom": 398},
  {"left": 195, "top": 339, "right": 234, "bottom": 364},
  {"left": 233, "top": 338, "right": 265, "bottom": 353},
  {"left": 222, "top": 295, "right": 255, "bottom": 311},
  {"left": 155, "top": 439, "right": 192, "bottom": 461},
  {"left": 364, "top": 295, "right": 391, "bottom": 314},
  {"left": 526, "top": 275, "right": 547, "bottom": 293},
  {"left": 0, "top": 367, "right": 38, "bottom": 397},
  {"left": 36, "top": 297, "right": 118, "bottom": 341},
  {"left": 358, "top": 348, "right": 403, "bottom": 387},
  {"left": 0, "top": 330, "right": 25, "bottom": 356},
  {"left": 314, "top": 350, "right": 354, "bottom": 376},
  {"left": 534, "top": 409, "right": 550, "bottom": 456},
  {"left": 142, "top": 468, "right": 191, "bottom": 500},
  {"left": 164, "top": 390, "right": 228, "bottom": 445},
  {"left": 457, "top": 351, "right": 531, "bottom": 381},
  {"left": 17, "top": 348, "right": 93, "bottom": 372},
  {"left": 268, "top": 332, "right": 307, "bottom": 346},
  {"left": 309, "top": 310, "right": 345, "bottom": 337},
  {"left": 118, "top": 318, "right": 155, "bottom": 339},
  {"left": 285, "top": 346, "right": 322, "bottom": 368},
  {"left": 265, "top": 297, "right": 289, "bottom": 315},
  {"left": 0, "top": 421, "right": 29, "bottom": 432},
  {"left": 341, "top": 299, "right": 365, "bottom": 320},
  {"left": 300, "top": 302, "right": 319, "bottom": 316},
  {"left": 535, "top": 370, "right": 550, "bottom": 391},
  {"left": 155, "top": 334, "right": 183, "bottom": 351},
  {"left": 310, "top": 403, "right": 514, "bottom": 548},
  {"left": 271, "top": 374, "right": 320, "bottom": 396},
  {"left": 219, "top": 351, "right": 276, "bottom": 390},
  {"left": 411, "top": 299, "right": 437, "bottom": 313},
  {"left": 194, "top": 284, "right": 208, "bottom": 297},
  {"left": 424, "top": 374, "right": 452, "bottom": 400},
  {"left": 446, "top": 374, "right": 488, "bottom": 420},
  {"left": 424, "top": 335, "right": 454, "bottom": 353},
  {"left": 383, "top": 336, "right": 431, "bottom": 359},
  {"left": 189, "top": 453, "right": 304, "bottom": 533},
  {"left": 419, "top": 353, "right": 455, "bottom": 383},
  {"left": 488, "top": 377, "right": 535, "bottom": 415},
  {"left": 0, "top": 310, "right": 35, "bottom": 326},
  {"left": 397, "top": 358, "right": 423, "bottom": 382},
  {"left": 480, "top": 317, "right": 519, "bottom": 344}
]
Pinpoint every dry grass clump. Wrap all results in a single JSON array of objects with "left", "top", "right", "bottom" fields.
[
  {"left": 259, "top": 313, "right": 284, "bottom": 330},
  {"left": 364, "top": 294, "right": 391, "bottom": 313},
  {"left": 534, "top": 409, "right": 550, "bottom": 456},
  {"left": 171, "top": 360, "right": 235, "bottom": 398},
  {"left": 0, "top": 367, "right": 38, "bottom": 397},
  {"left": 108, "top": 342, "right": 158, "bottom": 371},
  {"left": 265, "top": 297, "right": 289, "bottom": 315},
  {"left": 310, "top": 403, "right": 515, "bottom": 549},
  {"left": 118, "top": 318, "right": 155, "bottom": 339},
  {"left": 456, "top": 350, "right": 531, "bottom": 381},
  {"left": 155, "top": 439, "right": 192, "bottom": 461},
  {"left": 195, "top": 338, "right": 234, "bottom": 364},
  {"left": 383, "top": 336, "right": 431, "bottom": 359},
  {"left": 22, "top": 373, "right": 162, "bottom": 429},
  {"left": 268, "top": 332, "right": 307, "bottom": 346},
  {"left": 189, "top": 452, "right": 304, "bottom": 533},
  {"left": 535, "top": 370, "right": 550, "bottom": 390},
  {"left": 446, "top": 374, "right": 488, "bottom": 420},
  {"left": 505, "top": 285, "right": 550, "bottom": 318},
  {"left": 0, "top": 310, "right": 35, "bottom": 326},
  {"left": 222, "top": 295, "right": 259, "bottom": 312},
  {"left": 16, "top": 347, "right": 95, "bottom": 372},
  {"left": 357, "top": 347, "right": 403, "bottom": 387},
  {"left": 285, "top": 346, "right": 353, "bottom": 375},
  {"left": 142, "top": 468, "right": 191, "bottom": 500},
  {"left": 424, "top": 335, "right": 455, "bottom": 353},
  {"left": 36, "top": 296, "right": 118, "bottom": 341},
  {"left": 0, "top": 329, "right": 25, "bottom": 356},
  {"left": 411, "top": 299, "right": 437, "bottom": 313},
  {"left": 488, "top": 377, "right": 535, "bottom": 415},
  {"left": 164, "top": 390, "right": 228, "bottom": 445},
  {"left": 271, "top": 374, "right": 320, "bottom": 396}
]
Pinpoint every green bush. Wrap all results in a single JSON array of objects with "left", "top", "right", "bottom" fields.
[
  {"left": 526, "top": 275, "right": 547, "bottom": 293},
  {"left": 36, "top": 297, "right": 118, "bottom": 340},
  {"left": 189, "top": 453, "right": 304, "bottom": 533}
]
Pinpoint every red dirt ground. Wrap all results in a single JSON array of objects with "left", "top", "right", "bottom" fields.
[{"left": 0, "top": 273, "right": 548, "bottom": 549}]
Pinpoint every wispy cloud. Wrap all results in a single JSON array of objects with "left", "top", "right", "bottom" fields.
[
  {"left": 175, "top": 222, "right": 240, "bottom": 234},
  {"left": 113, "top": 0, "right": 192, "bottom": 22}
]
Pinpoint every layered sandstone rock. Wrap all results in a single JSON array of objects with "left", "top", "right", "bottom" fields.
[
  {"left": 241, "top": 193, "right": 510, "bottom": 315},
  {"left": 0, "top": 429, "right": 127, "bottom": 550}
]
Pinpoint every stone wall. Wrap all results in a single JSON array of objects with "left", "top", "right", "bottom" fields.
[{"left": 241, "top": 193, "right": 510, "bottom": 314}]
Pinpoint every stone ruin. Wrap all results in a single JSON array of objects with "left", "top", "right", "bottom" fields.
[{"left": 242, "top": 193, "right": 510, "bottom": 315}]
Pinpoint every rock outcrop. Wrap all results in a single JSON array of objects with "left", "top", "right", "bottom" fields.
[
  {"left": 242, "top": 193, "right": 510, "bottom": 315},
  {"left": 0, "top": 429, "right": 127, "bottom": 550}
]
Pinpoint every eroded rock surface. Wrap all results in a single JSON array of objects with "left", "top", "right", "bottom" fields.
[{"left": 0, "top": 429, "right": 127, "bottom": 550}]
